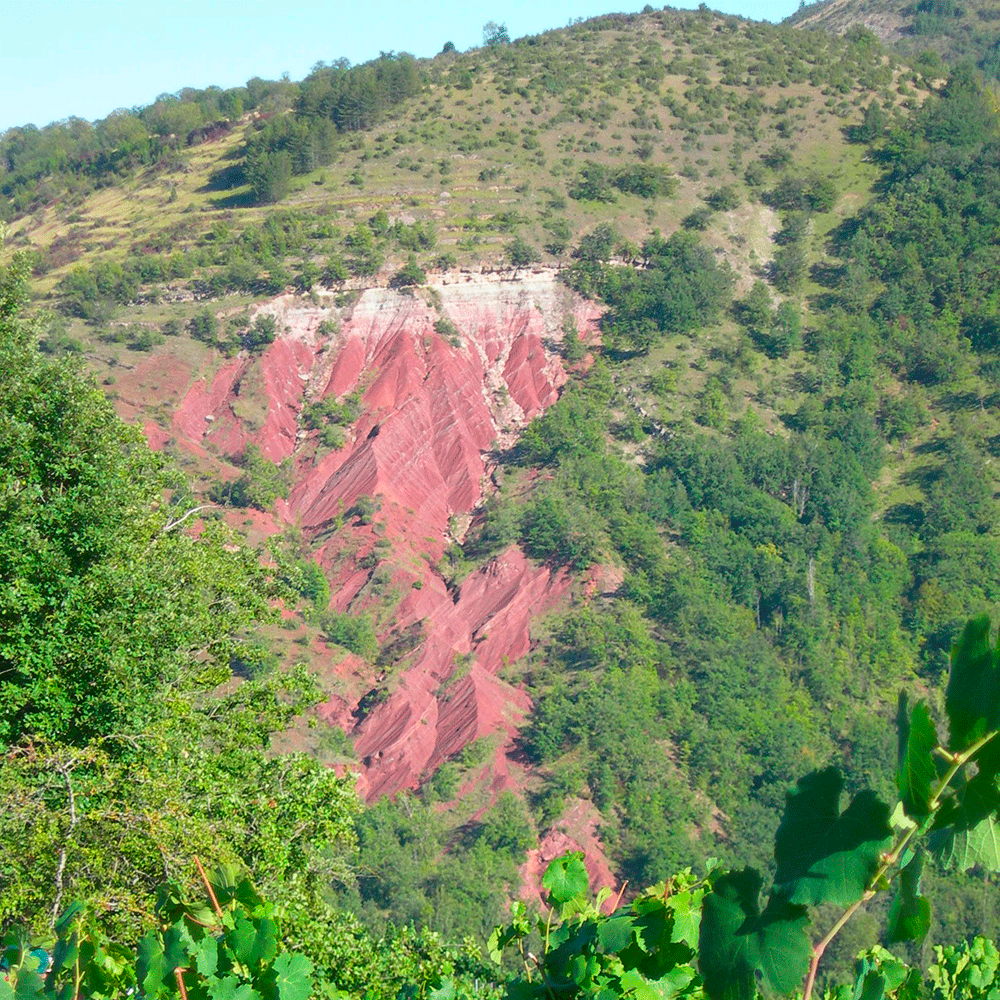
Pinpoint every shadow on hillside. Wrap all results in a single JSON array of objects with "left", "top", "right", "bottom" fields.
[
  {"left": 199, "top": 163, "right": 246, "bottom": 193},
  {"left": 206, "top": 190, "right": 258, "bottom": 209},
  {"left": 938, "top": 390, "right": 992, "bottom": 413},
  {"left": 882, "top": 501, "right": 924, "bottom": 532}
]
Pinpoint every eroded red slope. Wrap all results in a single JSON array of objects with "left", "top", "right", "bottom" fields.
[{"left": 165, "top": 272, "right": 600, "bottom": 798}]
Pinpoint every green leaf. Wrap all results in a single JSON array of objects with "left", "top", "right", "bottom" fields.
[
  {"left": 698, "top": 869, "right": 811, "bottom": 1000},
  {"left": 896, "top": 694, "right": 938, "bottom": 818},
  {"left": 931, "top": 811, "right": 1000, "bottom": 872},
  {"left": 163, "top": 921, "right": 197, "bottom": 970},
  {"left": 193, "top": 935, "right": 220, "bottom": 977},
  {"left": 53, "top": 901, "right": 84, "bottom": 938},
  {"left": 262, "top": 952, "right": 313, "bottom": 1000},
  {"left": 855, "top": 971, "right": 886, "bottom": 1000},
  {"left": 7, "top": 970, "right": 44, "bottom": 999},
  {"left": 597, "top": 913, "right": 635, "bottom": 953},
  {"left": 136, "top": 933, "right": 169, "bottom": 996},
  {"left": 946, "top": 615, "right": 1000, "bottom": 753},
  {"left": 426, "top": 978, "right": 456, "bottom": 1000},
  {"left": 666, "top": 891, "right": 702, "bottom": 950},
  {"left": 227, "top": 914, "right": 277, "bottom": 970},
  {"left": 886, "top": 854, "right": 930, "bottom": 944},
  {"left": 207, "top": 975, "right": 261, "bottom": 1000},
  {"left": 209, "top": 865, "right": 243, "bottom": 906},
  {"left": 542, "top": 853, "right": 589, "bottom": 907},
  {"left": 773, "top": 768, "right": 892, "bottom": 907}
]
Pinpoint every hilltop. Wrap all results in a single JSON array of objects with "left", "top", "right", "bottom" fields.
[{"left": 787, "top": 0, "right": 1000, "bottom": 75}]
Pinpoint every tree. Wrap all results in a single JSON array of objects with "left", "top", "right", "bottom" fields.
[
  {"left": 483, "top": 21, "right": 510, "bottom": 47},
  {"left": 0, "top": 249, "right": 359, "bottom": 940},
  {"left": 507, "top": 236, "right": 540, "bottom": 268}
]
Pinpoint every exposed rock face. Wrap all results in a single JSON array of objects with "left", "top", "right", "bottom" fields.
[{"left": 165, "top": 270, "right": 600, "bottom": 802}]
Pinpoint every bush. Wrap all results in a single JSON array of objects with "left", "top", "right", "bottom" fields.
[
  {"left": 506, "top": 236, "right": 540, "bottom": 268},
  {"left": 319, "top": 609, "right": 378, "bottom": 658}
]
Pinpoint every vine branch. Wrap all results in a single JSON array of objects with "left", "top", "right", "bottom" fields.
[{"left": 802, "top": 728, "right": 998, "bottom": 999}]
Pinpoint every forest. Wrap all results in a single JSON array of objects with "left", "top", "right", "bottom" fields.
[{"left": 2, "top": 2, "right": 1000, "bottom": 997}]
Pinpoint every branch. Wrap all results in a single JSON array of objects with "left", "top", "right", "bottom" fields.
[
  {"left": 51, "top": 763, "right": 79, "bottom": 927},
  {"left": 802, "top": 728, "right": 999, "bottom": 999},
  {"left": 162, "top": 505, "right": 216, "bottom": 534}
]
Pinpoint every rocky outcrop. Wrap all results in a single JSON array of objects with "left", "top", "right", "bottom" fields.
[{"left": 164, "top": 271, "right": 600, "bottom": 802}]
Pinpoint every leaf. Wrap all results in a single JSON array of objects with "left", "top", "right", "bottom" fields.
[
  {"left": 209, "top": 865, "right": 243, "bottom": 907},
  {"left": 52, "top": 901, "right": 84, "bottom": 938},
  {"left": 136, "top": 933, "right": 169, "bottom": 996},
  {"left": 542, "top": 853, "right": 589, "bottom": 907},
  {"left": 896, "top": 694, "right": 938, "bottom": 818},
  {"left": 855, "top": 971, "right": 886, "bottom": 1000},
  {"left": 262, "top": 952, "right": 313, "bottom": 1000},
  {"left": 162, "top": 921, "right": 197, "bottom": 970},
  {"left": 597, "top": 913, "right": 635, "bottom": 953},
  {"left": 6, "top": 970, "right": 44, "bottom": 999},
  {"left": 666, "top": 891, "right": 702, "bottom": 950},
  {"left": 930, "top": 766, "right": 1000, "bottom": 873},
  {"left": 773, "top": 768, "right": 892, "bottom": 907},
  {"left": 193, "top": 935, "right": 220, "bottom": 977},
  {"left": 931, "top": 812, "right": 1000, "bottom": 872},
  {"left": 698, "top": 869, "right": 811, "bottom": 1000},
  {"left": 426, "top": 978, "right": 456, "bottom": 1000},
  {"left": 946, "top": 615, "right": 1000, "bottom": 753},
  {"left": 207, "top": 975, "right": 261, "bottom": 1000},
  {"left": 886, "top": 854, "right": 930, "bottom": 944},
  {"left": 227, "top": 913, "right": 277, "bottom": 970}
]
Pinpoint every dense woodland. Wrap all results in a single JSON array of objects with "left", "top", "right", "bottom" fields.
[{"left": 2, "top": 3, "right": 1000, "bottom": 998}]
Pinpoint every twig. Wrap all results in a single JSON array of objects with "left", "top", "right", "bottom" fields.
[
  {"left": 612, "top": 880, "right": 629, "bottom": 911},
  {"left": 161, "top": 505, "right": 216, "bottom": 534},
  {"left": 51, "top": 762, "right": 79, "bottom": 928},
  {"left": 174, "top": 967, "right": 190, "bottom": 1000},
  {"left": 195, "top": 856, "right": 224, "bottom": 920}
]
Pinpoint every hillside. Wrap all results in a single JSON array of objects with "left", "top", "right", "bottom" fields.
[
  {"left": 3, "top": 4, "right": 1000, "bottom": 991},
  {"left": 788, "top": 0, "right": 1000, "bottom": 76}
]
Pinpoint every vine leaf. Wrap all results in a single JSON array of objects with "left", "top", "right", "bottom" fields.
[
  {"left": 945, "top": 615, "right": 1000, "bottom": 753},
  {"left": 229, "top": 913, "right": 278, "bottom": 970},
  {"left": 193, "top": 934, "right": 220, "bottom": 977},
  {"left": 542, "top": 853, "right": 589, "bottom": 907},
  {"left": 1, "top": 970, "right": 44, "bottom": 999},
  {"left": 931, "top": 753, "right": 1000, "bottom": 873},
  {"left": 207, "top": 976, "right": 261, "bottom": 1000},
  {"left": 931, "top": 810, "right": 1000, "bottom": 872},
  {"left": 698, "top": 868, "right": 811, "bottom": 1000},
  {"left": 773, "top": 768, "right": 892, "bottom": 908},
  {"left": 886, "top": 854, "right": 930, "bottom": 944},
  {"left": 896, "top": 694, "right": 937, "bottom": 818},
  {"left": 136, "top": 934, "right": 168, "bottom": 997},
  {"left": 261, "top": 951, "right": 314, "bottom": 1000},
  {"left": 596, "top": 913, "right": 635, "bottom": 953},
  {"left": 855, "top": 972, "right": 887, "bottom": 1000}
]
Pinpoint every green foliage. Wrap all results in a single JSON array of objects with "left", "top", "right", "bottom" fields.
[
  {"left": 494, "top": 617, "right": 1000, "bottom": 997},
  {"left": 566, "top": 230, "right": 733, "bottom": 353},
  {"left": 390, "top": 254, "right": 427, "bottom": 288},
  {"left": 209, "top": 444, "right": 291, "bottom": 511},
  {"left": 0, "top": 866, "right": 315, "bottom": 1000},
  {"left": 483, "top": 22, "right": 511, "bottom": 48},
  {"left": 0, "top": 255, "right": 278, "bottom": 748},
  {"left": 506, "top": 236, "right": 540, "bottom": 268},
  {"left": 319, "top": 609, "right": 378, "bottom": 659}
]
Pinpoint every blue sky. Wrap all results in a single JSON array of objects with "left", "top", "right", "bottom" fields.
[{"left": 2, "top": 0, "right": 805, "bottom": 132}]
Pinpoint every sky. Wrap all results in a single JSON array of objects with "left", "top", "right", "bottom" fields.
[{"left": 2, "top": 0, "right": 805, "bottom": 133}]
